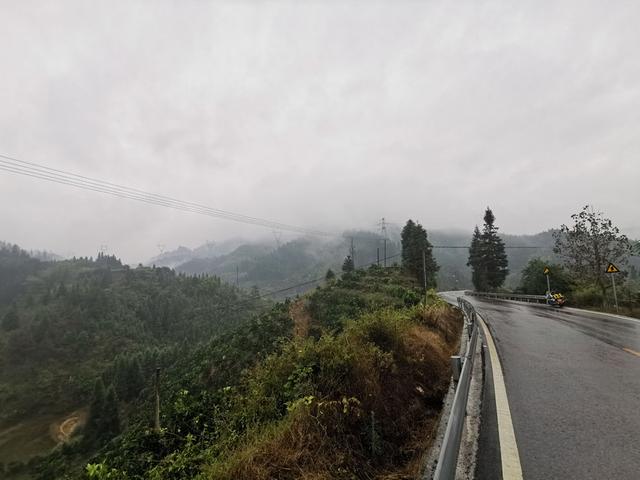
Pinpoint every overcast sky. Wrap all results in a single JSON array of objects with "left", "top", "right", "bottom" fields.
[{"left": 1, "top": 0, "right": 639, "bottom": 263}]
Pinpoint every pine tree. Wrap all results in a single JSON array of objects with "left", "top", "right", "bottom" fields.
[
  {"left": 467, "top": 208, "right": 509, "bottom": 291},
  {"left": 115, "top": 355, "right": 142, "bottom": 401},
  {"left": 114, "top": 357, "right": 127, "bottom": 400},
  {"left": 482, "top": 208, "right": 509, "bottom": 289},
  {"left": 128, "top": 358, "right": 145, "bottom": 401},
  {"left": 85, "top": 378, "right": 106, "bottom": 442},
  {"left": 102, "top": 386, "right": 120, "bottom": 439},
  {"left": 467, "top": 226, "right": 487, "bottom": 291},
  {"left": 401, "top": 220, "right": 438, "bottom": 288},
  {"left": 325, "top": 269, "right": 336, "bottom": 281},
  {"left": 85, "top": 380, "right": 120, "bottom": 443},
  {"left": 342, "top": 255, "right": 354, "bottom": 273},
  {"left": 1, "top": 305, "right": 19, "bottom": 331}
]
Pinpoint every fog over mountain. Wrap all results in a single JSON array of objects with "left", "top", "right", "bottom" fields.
[
  {"left": 1, "top": 1, "right": 639, "bottom": 264},
  {"left": 144, "top": 228, "right": 557, "bottom": 294}
]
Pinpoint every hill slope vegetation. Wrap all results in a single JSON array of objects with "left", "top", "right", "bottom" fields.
[{"left": 1, "top": 248, "right": 462, "bottom": 479}]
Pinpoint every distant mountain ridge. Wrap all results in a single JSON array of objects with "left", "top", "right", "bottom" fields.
[
  {"left": 0, "top": 241, "right": 62, "bottom": 262},
  {"left": 146, "top": 228, "right": 557, "bottom": 293},
  {"left": 147, "top": 238, "right": 251, "bottom": 269}
]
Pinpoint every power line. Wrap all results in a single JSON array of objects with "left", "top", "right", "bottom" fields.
[
  {"left": 0, "top": 154, "right": 546, "bottom": 249},
  {"left": 0, "top": 154, "right": 333, "bottom": 237}
]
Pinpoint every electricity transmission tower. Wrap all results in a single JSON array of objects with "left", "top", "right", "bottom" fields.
[
  {"left": 272, "top": 230, "right": 283, "bottom": 248},
  {"left": 378, "top": 217, "right": 388, "bottom": 267}
]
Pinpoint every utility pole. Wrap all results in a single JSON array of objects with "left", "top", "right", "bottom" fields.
[
  {"left": 154, "top": 367, "right": 161, "bottom": 433},
  {"left": 350, "top": 237, "right": 355, "bottom": 269},
  {"left": 383, "top": 238, "right": 387, "bottom": 267},
  {"left": 377, "top": 247, "right": 380, "bottom": 266},
  {"left": 422, "top": 250, "right": 428, "bottom": 303}
]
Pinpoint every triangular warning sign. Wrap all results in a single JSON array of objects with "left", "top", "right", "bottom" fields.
[
  {"left": 606, "top": 263, "right": 620, "bottom": 274},
  {"left": 543, "top": 267, "right": 550, "bottom": 275}
]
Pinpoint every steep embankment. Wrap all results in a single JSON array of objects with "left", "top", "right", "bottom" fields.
[{"left": 26, "top": 266, "right": 462, "bottom": 480}]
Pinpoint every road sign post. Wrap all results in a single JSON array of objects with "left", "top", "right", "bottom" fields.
[
  {"left": 606, "top": 263, "right": 620, "bottom": 313},
  {"left": 544, "top": 266, "right": 551, "bottom": 293},
  {"left": 611, "top": 275, "right": 619, "bottom": 313}
]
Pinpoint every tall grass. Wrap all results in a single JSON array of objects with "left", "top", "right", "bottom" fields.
[{"left": 202, "top": 301, "right": 463, "bottom": 479}]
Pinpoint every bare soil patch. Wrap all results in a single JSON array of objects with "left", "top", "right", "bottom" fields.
[{"left": 49, "top": 408, "right": 88, "bottom": 444}]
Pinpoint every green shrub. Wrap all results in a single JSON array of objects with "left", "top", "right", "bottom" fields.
[{"left": 569, "top": 285, "right": 604, "bottom": 306}]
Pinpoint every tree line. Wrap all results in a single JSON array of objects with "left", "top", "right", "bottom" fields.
[{"left": 463, "top": 204, "right": 637, "bottom": 311}]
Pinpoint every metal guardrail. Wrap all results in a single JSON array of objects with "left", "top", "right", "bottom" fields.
[
  {"left": 433, "top": 297, "right": 479, "bottom": 480},
  {"left": 465, "top": 290, "right": 548, "bottom": 304}
]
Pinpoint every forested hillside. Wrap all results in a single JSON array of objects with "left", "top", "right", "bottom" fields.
[
  {"left": 1, "top": 247, "right": 462, "bottom": 479},
  {"left": 0, "top": 243, "right": 46, "bottom": 305},
  {"left": 169, "top": 233, "right": 403, "bottom": 297},
  {"left": 0, "top": 247, "right": 268, "bottom": 474}
]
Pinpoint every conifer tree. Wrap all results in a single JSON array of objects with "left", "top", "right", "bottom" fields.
[
  {"left": 86, "top": 380, "right": 120, "bottom": 443},
  {"left": 85, "top": 379, "right": 106, "bottom": 441},
  {"left": 482, "top": 209, "right": 509, "bottom": 289},
  {"left": 342, "top": 255, "right": 354, "bottom": 273},
  {"left": 468, "top": 208, "right": 509, "bottom": 291},
  {"left": 102, "top": 386, "right": 121, "bottom": 439},
  {"left": 467, "top": 226, "right": 486, "bottom": 290},
  {"left": 1, "top": 305, "right": 19, "bottom": 331},
  {"left": 114, "top": 357, "right": 127, "bottom": 400},
  {"left": 401, "top": 220, "right": 438, "bottom": 288},
  {"left": 128, "top": 358, "right": 145, "bottom": 401}
]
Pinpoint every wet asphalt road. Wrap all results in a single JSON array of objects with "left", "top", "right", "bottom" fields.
[
  {"left": 440, "top": 293, "right": 640, "bottom": 479},
  {"left": 470, "top": 296, "right": 640, "bottom": 479}
]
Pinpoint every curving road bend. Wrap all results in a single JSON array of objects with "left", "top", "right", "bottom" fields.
[{"left": 443, "top": 292, "right": 640, "bottom": 480}]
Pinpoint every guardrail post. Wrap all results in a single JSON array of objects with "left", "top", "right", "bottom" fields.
[{"left": 450, "top": 356, "right": 462, "bottom": 381}]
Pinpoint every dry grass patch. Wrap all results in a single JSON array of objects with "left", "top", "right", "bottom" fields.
[{"left": 203, "top": 302, "right": 464, "bottom": 479}]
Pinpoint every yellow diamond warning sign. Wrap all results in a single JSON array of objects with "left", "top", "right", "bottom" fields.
[
  {"left": 606, "top": 263, "right": 620, "bottom": 274},
  {"left": 543, "top": 267, "right": 550, "bottom": 275}
]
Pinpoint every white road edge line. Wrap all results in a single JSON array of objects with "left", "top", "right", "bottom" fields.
[
  {"left": 477, "top": 312, "right": 524, "bottom": 480},
  {"left": 563, "top": 307, "right": 640, "bottom": 325}
]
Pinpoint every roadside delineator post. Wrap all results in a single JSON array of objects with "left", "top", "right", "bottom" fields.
[{"left": 450, "top": 356, "right": 462, "bottom": 382}]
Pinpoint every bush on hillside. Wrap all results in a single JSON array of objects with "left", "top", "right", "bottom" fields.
[
  {"left": 569, "top": 285, "right": 605, "bottom": 307},
  {"left": 204, "top": 306, "right": 462, "bottom": 479}
]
